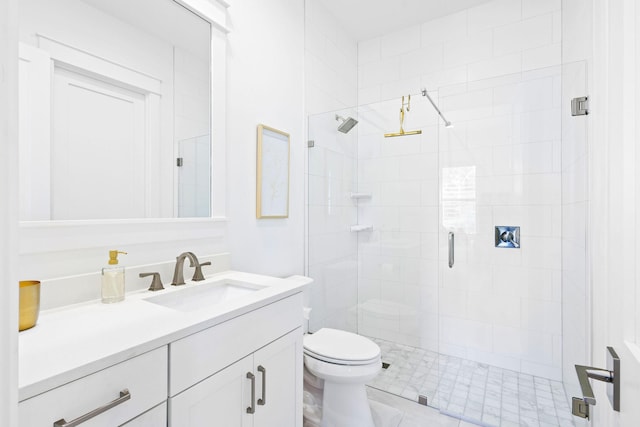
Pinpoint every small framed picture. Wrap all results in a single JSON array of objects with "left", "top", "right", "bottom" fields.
[{"left": 256, "top": 124, "right": 290, "bottom": 218}]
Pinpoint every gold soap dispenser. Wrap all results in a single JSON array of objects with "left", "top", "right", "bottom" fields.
[{"left": 102, "top": 250, "right": 127, "bottom": 303}]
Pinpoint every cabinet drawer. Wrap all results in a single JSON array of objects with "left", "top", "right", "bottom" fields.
[
  {"left": 122, "top": 402, "right": 167, "bottom": 426},
  {"left": 170, "top": 293, "right": 302, "bottom": 395},
  {"left": 19, "top": 347, "right": 168, "bottom": 427}
]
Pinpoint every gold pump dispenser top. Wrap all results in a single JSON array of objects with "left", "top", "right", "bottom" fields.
[{"left": 108, "top": 250, "right": 128, "bottom": 265}]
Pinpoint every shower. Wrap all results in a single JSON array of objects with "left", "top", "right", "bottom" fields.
[
  {"left": 307, "top": 65, "right": 581, "bottom": 427},
  {"left": 421, "top": 88, "right": 453, "bottom": 128},
  {"left": 335, "top": 114, "right": 358, "bottom": 133}
]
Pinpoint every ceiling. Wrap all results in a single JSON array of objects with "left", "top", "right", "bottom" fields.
[{"left": 316, "top": 0, "right": 495, "bottom": 41}]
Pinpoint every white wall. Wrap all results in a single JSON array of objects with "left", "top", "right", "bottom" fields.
[
  {"left": 226, "top": 0, "right": 306, "bottom": 277},
  {"left": 0, "top": 0, "right": 19, "bottom": 423},
  {"left": 305, "top": 0, "right": 358, "bottom": 114}
]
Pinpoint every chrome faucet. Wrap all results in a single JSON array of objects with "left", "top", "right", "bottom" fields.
[{"left": 170, "top": 252, "right": 211, "bottom": 286}]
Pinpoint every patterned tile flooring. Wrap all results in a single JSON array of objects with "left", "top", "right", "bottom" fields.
[{"left": 367, "top": 338, "right": 576, "bottom": 427}]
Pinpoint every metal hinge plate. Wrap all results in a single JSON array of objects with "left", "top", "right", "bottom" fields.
[
  {"left": 571, "top": 96, "right": 589, "bottom": 116},
  {"left": 572, "top": 397, "right": 590, "bottom": 419},
  {"left": 308, "top": 140, "right": 315, "bottom": 148},
  {"left": 176, "top": 157, "right": 183, "bottom": 167}
]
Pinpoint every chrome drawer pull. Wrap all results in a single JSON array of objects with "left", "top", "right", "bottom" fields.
[
  {"left": 53, "top": 389, "right": 131, "bottom": 427},
  {"left": 257, "top": 365, "right": 266, "bottom": 406},
  {"left": 246, "top": 372, "right": 256, "bottom": 414}
]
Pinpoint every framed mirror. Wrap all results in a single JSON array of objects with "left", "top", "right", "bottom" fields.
[
  {"left": 256, "top": 124, "right": 290, "bottom": 219},
  {"left": 18, "top": 0, "right": 211, "bottom": 221}
]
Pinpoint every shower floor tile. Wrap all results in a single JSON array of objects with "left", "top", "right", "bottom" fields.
[{"left": 367, "top": 338, "right": 576, "bottom": 427}]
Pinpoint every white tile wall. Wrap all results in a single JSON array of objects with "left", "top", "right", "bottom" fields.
[
  {"left": 357, "top": 67, "right": 564, "bottom": 382},
  {"left": 358, "top": 0, "right": 562, "bottom": 104}
]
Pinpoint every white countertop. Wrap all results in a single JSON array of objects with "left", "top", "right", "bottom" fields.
[{"left": 19, "top": 271, "right": 311, "bottom": 401}]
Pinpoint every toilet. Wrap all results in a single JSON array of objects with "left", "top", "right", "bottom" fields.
[{"left": 303, "top": 328, "right": 382, "bottom": 427}]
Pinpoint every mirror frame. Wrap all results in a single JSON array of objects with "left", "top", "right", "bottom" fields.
[{"left": 19, "top": 0, "right": 230, "bottom": 254}]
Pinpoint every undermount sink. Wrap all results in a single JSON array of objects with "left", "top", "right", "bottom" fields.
[{"left": 143, "top": 279, "right": 264, "bottom": 312}]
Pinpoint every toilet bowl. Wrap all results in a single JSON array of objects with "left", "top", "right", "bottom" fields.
[{"left": 303, "top": 328, "right": 381, "bottom": 427}]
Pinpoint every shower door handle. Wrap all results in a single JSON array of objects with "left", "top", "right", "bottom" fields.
[
  {"left": 448, "top": 232, "right": 454, "bottom": 268},
  {"left": 572, "top": 346, "right": 620, "bottom": 419}
]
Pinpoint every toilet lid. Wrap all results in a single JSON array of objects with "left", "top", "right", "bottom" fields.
[{"left": 303, "top": 328, "right": 380, "bottom": 363}]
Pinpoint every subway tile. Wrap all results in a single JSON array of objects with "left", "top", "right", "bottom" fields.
[
  {"left": 421, "top": 10, "right": 468, "bottom": 46},
  {"left": 400, "top": 44, "right": 445, "bottom": 79},
  {"left": 523, "top": 42, "right": 562, "bottom": 70},
  {"left": 468, "top": 0, "right": 522, "bottom": 35},
  {"left": 521, "top": 299, "right": 562, "bottom": 335},
  {"left": 444, "top": 30, "right": 493, "bottom": 69},
  {"left": 522, "top": 0, "right": 561, "bottom": 19},
  {"left": 359, "top": 57, "right": 401, "bottom": 87},
  {"left": 522, "top": 236, "right": 561, "bottom": 270},
  {"left": 380, "top": 25, "right": 421, "bottom": 58},
  {"left": 358, "top": 85, "right": 381, "bottom": 105},
  {"left": 469, "top": 52, "right": 523, "bottom": 82},
  {"left": 379, "top": 77, "right": 422, "bottom": 102},
  {"left": 422, "top": 65, "right": 468, "bottom": 91},
  {"left": 493, "top": 14, "right": 554, "bottom": 58}
]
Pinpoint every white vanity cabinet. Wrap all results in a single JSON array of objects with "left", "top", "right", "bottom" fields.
[
  {"left": 168, "top": 294, "right": 303, "bottom": 427},
  {"left": 18, "top": 347, "right": 168, "bottom": 427}
]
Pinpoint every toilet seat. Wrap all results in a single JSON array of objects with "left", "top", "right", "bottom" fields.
[{"left": 303, "top": 328, "right": 380, "bottom": 366}]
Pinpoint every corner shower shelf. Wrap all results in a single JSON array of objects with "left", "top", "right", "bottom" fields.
[
  {"left": 350, "top": 225, "right": 373, "bottom": 232},
  {"left": 350, "top": 192, "right": 372, "bottom": 200}
]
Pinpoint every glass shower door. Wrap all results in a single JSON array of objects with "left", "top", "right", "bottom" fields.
[
  {"left": 306, "top": 95, "right": 443, "bottom": 411},
  {"left": 436, "top": 66, "right": 567, "bottom": 425},
  {"left": 353, "top": 94, "right": 442, "bottom": 410},
  {"left": 306, "top": 108, "right": 359, "bottom": 334}
]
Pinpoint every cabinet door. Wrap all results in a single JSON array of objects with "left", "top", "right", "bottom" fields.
[
  {"left": 169, "top": 355, "right": 253, "bottom": 427},
  {"left": 253, "top": 329, "right": 303, "bottom": 427}
]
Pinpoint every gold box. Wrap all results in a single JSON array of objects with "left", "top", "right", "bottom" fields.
[{"left": 19, "top": 280, "right": 40, "bottom": 331}]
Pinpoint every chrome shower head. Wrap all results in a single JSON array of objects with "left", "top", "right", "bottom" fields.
[{"left": 335, "top": 114, "right": 358, "bottom": 133}]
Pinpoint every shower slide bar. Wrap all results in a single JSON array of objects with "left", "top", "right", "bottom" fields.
[{"left": 421, "top": 88, "right": 453, "bottom": 128}]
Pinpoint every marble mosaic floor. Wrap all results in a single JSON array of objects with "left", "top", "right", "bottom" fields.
[{"left": 367, "top": 338, "right": 577, "bottom": 427}]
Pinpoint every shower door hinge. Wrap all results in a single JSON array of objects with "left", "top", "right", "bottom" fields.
[
  {"left": 572, "top": 397, "right": 590, "bottom": 419},
  {"left": 176, "top": 157, "right": 183, "bottom": 167},
  {"left": 307, "top": 140, "right": 315, "bottom": 148},
  {"left": 571, "top": 96, "right": 589, "bottom": 116}
]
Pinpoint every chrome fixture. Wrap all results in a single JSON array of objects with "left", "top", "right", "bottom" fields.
[
  {"left": 421, "top": 88, "right": 453, "bottom": 128},
  {"left": 385, "top": 95, "right": 422, "bottom": 138},
  {"left": 257, "top": 365, "right": 267, "bottom": 405},
  {"left": 171, "top": 252, "right": 211, "bottom": 286},
  {"left": 495, "top": 226, "right": 520, "bottom": 248},
  {"left": 139, "top": 272, "right": 164, "bottom": 291},
  {"left": 54, "top": 389, "right": 131, "bottom": 427},
  {"left": 448, "top": 232, "right": 454, "bottom": 268},
  {"left": 572, "top": 347, "right": 620, "bottom": 419},
  {"left": 571, "top": 96, "right": 589, "bottom": 116},
  {"left": 335, "top": 114, "right": 358, "bottom": 133},
  {"left": 246, "top": 372, "right": 256, "bottom": 414}
]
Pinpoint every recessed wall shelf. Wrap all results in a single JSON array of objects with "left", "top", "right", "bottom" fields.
[
  {"left": 350, "top": 225, "right": 373, "bottom": 232},
  {"left": 350, "top": 192, "right": 372, "bottom": 200}
]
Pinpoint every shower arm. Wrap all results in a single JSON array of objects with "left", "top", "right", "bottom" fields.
[{"left": 421, "top": 89, "right": 452, "bottom": 127}]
